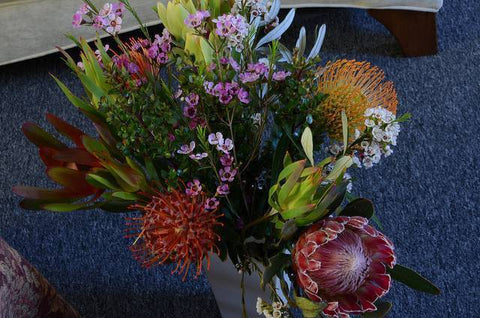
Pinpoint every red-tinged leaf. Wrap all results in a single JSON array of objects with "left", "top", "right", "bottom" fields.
[
  {"left": 94, "top": 122, "right": 118, "bottom": 148},
  {"left": 39, "top": 147, "right": 63, "bottom": 167},
  {"left": 22, "top": 123, "right": 66, "bottom": 150},
  {"left": 105, "top": 161, "right": 144, "bottom": 192},
  {"left": 52, "top": 148, "right": 100, "bottom": 166},
  {"left": 19, "top": 199, "right": 56, "bottom": 210},
  {"left": 46, "top": 167, "right": 94, "bottom": 193},
  {"left": 82, "top": 135, "right": 111, "bottom": 161},
  {"left": 46, "top": 113, "right": 86, "bottom": 147},
  {"left": 12, "top": 186, "right": 85, "bottom": 201}
]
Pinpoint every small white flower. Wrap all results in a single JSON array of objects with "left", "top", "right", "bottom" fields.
[
  {"left": 354, "top": 129, "right": 361, "bottom": 139},
  {"left": 256, "top": 298, "right": 264, "bottom": 314},
  {"left": 363, "top": 156, "right": 373, "bottom": 169},
  {"left": 365, "top": 118, "right": 376, "bottom": 127},
  {"left": 372, "top": 127, "right": 384, "bottom": 142},
  {"left": 272, "top": 302, "right": 282, "bottom": 310},
  {"left": 272, "top": 310, "right": 282, "bottom": 318},
  {"left": 364, "top": 108, "right": 374, "bottom": 117}
]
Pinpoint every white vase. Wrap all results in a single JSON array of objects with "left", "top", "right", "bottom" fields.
[{"left": 206, "top": 257, "right": 271, "bottom": 318}]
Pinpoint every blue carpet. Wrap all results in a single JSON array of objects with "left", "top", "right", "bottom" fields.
[{"left": 1, "top": 1, "right": 479, "bottom": 317}]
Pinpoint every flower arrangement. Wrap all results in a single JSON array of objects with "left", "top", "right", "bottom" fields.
[{"left": 13, "top": 0, "right": 440, "bottom": 316}]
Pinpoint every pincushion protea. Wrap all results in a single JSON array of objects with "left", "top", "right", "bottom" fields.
[
  {"left": 292, "top": 216, "right": 396, "bottom": 317},
  {"left": 315, "top": 60, "right": 398, "bottom": 141},
  {"left": 126, "top": 188, "right": 223, "bottom": 279}
]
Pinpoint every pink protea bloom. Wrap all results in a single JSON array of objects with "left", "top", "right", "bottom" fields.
[{"left": 292, "top": 216, "right": 396, "bottom": 318}]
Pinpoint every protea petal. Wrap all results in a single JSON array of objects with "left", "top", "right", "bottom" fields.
[{"left": 293, "top": 216, "right": 396, "bottom": 317}]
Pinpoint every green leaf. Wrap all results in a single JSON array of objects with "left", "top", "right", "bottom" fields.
[
  {"left": 82, "top": 135, "right": 111, "bottom": 161},
  {"left": 86, "top": 171, "right": 121, "bottom": 190},
  {"left": 42, "top": 202, "right": 89, "bottom": 212},
  {"left": 51, "top": 75, "right": 102, "bottom": 120},
  {"left": 362, "top": 301, "right": 393, "bottom": 318},
  {"left": 112, "top": 191, "right": 140, "bottom": 201},
  {"left": 278, "top": 160, "right": 305, "bottom": 205},
  {"left": 294, "top": 295, "right": 326, "bottom": 318},
  {"left": 341, "top": 110, "right": 348, "bottom": 155},
  {"left": 99, "top": 200, "right": 132, "bottom": 212},
  {"left": 279, "top": 219, "right": 298, "bottom": 240},
  {"left": 301, "top": 127, "right": 314, "bottom": 166},
  {"left": 387, "top": 264, "right": 441, "bottom": 295},
  {"left": 46, "top": 167, "right": 91, "bottom": 192},
  {"left": 261, "top": 253, "right": 291, "bottom": 289},
  {"left": 325, "top": 156, "right": 353, "bottom": 181},
  {"left": 340, "top": 198, "right": 374, "bottom": 219}
]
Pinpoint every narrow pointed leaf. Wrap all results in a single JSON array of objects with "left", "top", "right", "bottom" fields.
[
  {"left": 341, "top": 110, "right": 348, "bottom": 155},
  {"left": 301, "top": 127, "right": 314, "bottom": 166},
  {"left": 22, "top": 123, "right": 66, "bottom": 150},
  {"left": 387, "top": 264, "right": 441, "bottom": 295},
  {"left": 46, "top": 113, "right": 86, "bottom": 147},
  {"left": 362, "top": 302, "right": 392, "bottom": 318},
  {"left": 296, "top": 27, "right": 307, "bottom": 56},
  {"left": 340, "top": 198, "right": 374, "bottom": 219},
  {"left": 256, "top": 9, "right": 295, "bottom": 49},
  {"left": 307, "top": 24, "right": 326, "bottom": 60}
]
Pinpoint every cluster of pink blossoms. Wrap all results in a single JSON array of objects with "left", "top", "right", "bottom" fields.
[
  {"left": 181, "top": 132, "right": 237, "bottom": 211},
  {"left": 147, "top": 30, "right": 172, "bottom": 64},
  {"left": 239, "top": 60, "right": 292, "bottom": 84},
  {"left": 212, "top": 14, "right": 249, "bottom": 52},
  {"left": 204, "top": 81, "right": 250, "bottom": 105},
  {"left": 73, "top": 2, "right": 125, "bottom": 34},
  {"left": 184, "top": 10, "right": 210, "bottom": 33},
  {"left": 181, "top": 92, "right": 206, "bottom": 130}
]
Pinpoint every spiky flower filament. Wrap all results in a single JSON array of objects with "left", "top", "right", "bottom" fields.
[
  {"left": 315, "top": 60, "right": 398, "bottom": 141},
  {"left": 126, "top": 189, "right": 223, "bottom": 280}
]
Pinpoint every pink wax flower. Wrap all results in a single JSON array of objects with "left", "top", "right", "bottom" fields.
[
  {"left": 72, "top": 12, "right": 83, "bottom": 28},
  {"left": 216, "top": 184, "right": 230, "bottom": 195},
  {"left": 219, "top": 94, "right": 233, "bottom": 105},
  {"left": 208, "top": 132, "right": 224, "bottom": 145},
  {"left": 217, "top": 138, "right": 234, "bottom": 154},
  {"left": 293, "top": 216, "right": 396, "bottom": 317},
  {"left": 189, "top": 153, "right": 208, "bottom": 160},
  {"left": 204, "top": 81, "right": 215, "bottom": 95},
  {"left": 272, "top": 71, "right": 292, "bottom": 81},
  {"left": 205, "top": 197, "right": 220, "bottom": 210},
  {"left": 183, "top": 106, "right": 197, "bottom": 119},
  {"left": 220, "top": 154, "right": 234, "bottom": 166},
  {"left": 237, "top": 88, "right": 250, "bottom": 104},
  {"left": 177, "top": 141, "right": 196, "bottom": 155},
  {"left": 219, "top": 166, "right": 237, "bottom": 182},
  {"left": 239, "top": 72, "right": 260, "bottom": 84},
  {"left": 186, "top": 179, "right": 202, "bottom": 196},
  {"left": 184, "top": 10, "right": 210, "bottom": 28},
  {"left": 185, "top": 93, "right": 199, "bottom": 107}
]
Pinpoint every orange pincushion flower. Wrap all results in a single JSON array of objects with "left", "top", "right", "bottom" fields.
[
  {"left": 315, "top": 60, "right": 398, "bottom": 141},
  {"left": 126, "top": 188, "right": 223, "bottom": 279}
]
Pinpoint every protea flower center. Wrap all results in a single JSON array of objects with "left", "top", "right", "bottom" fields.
[{"left": 293, "top": 216, "right": 396, "bottom": 317}]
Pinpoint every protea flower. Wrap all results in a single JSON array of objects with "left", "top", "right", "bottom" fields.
[
  {"left": 126, "top": 188, "right": 223, "bottom": 279},
  {"left": 314, "top": 60, "right": 398, "bottom": 141},
  {"left": 292, "top": 216, "right": 396, "bottom": 317}
]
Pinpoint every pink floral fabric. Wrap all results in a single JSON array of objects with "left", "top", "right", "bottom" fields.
[{"left": 0, "top": 237, "right": 79, "bottom": 318}]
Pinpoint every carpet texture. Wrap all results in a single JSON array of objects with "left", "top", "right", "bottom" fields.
[{"left": 1, "top": 1, "right": 479, "bottom": 317}]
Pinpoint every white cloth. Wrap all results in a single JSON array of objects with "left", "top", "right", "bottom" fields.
[{"left": 0, "top": 0, "right": 443, "bottom": 66}]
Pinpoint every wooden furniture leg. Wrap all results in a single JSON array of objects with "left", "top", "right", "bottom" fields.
[{"left": 367, "top": 9, "right": 438, "bottom": 57}]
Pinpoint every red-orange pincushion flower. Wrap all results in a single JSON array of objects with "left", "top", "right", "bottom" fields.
[
  {"left": 126, "top": 188, "right": 223, "bottom": 279},
  {"left": 292, "top": 216, "right": 396, "bottom": 318}
]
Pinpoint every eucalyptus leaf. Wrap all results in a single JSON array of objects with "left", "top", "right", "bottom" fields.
[
  {"left": 261, "top": 253, "right": 291, "bottom": 289},
  {"left": 294, "top": 295, "right": 326, "bottom": 318},
  {"left": 340, "top": 198, "right": 374, "bottom": 219},
  {"left": 387, "top": 264, "right": 441, "bottom": 295},
  {"left": 362, "top": 301, "right": 393, "bottom": 318}
]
